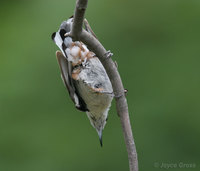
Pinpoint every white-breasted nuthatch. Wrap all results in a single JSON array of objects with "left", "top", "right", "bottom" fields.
[{"left": 51, "top": 17, "right": 113, "bottom": 146}]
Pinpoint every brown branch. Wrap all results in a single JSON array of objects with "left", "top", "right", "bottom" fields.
[
  {"left": 70, "top": 0, "right": 138, "bottom": 170},
  {"left": 71, "top": 0, "right": 88, "bottom": 40}
]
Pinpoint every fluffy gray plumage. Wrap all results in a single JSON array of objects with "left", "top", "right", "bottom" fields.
[{"left": 52, "top": 17, "right": 113, "bottom": 146}]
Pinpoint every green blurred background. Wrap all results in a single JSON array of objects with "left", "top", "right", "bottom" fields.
[{"left": 0, "top": 0, "right": 200, "bottom": 170}]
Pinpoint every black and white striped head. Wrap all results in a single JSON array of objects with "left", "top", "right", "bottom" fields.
[
  {"left": 51, "top": 17, "right": 73, "bottom": 41},
  {"left": 51, "top": 17, "right": 74, "bottom": 59}
]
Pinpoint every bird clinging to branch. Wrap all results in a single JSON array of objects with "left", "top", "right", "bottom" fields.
[{"left": 51, "top": 17, "right": 113, "bottom": 146}]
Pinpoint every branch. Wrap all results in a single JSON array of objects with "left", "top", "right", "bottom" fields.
[
  {"left": 71, "top": 0, "right": 88, "bottom": 39},
  {"left": 70, "top": 0, "right": 138, "bottom": 171}
]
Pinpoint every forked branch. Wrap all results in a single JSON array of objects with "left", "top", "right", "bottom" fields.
[{"left": 70, "top": 0, "right": 138, "bottom": 170}]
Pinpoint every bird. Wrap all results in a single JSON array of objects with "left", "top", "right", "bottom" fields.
[{"left": 51, "top": 17, "right": 113, "bottom": 146}]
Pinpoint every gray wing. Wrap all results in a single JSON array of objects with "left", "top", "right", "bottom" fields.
[{"left": 56, "top": 51, "right": 88, "bottom": 112}]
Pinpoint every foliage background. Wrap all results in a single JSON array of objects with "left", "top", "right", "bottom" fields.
[{"left": 0, "top": 0, "right": 200, "bottom": 170}]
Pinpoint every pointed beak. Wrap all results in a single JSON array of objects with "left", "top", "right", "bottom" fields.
[{"left": 97, "top": 130, "right": 103, "bottom": 147}]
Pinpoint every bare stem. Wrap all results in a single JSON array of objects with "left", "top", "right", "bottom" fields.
[
  {"left": 71, "top": 0, "right": 88, "bottom": 39},
  {"left": 70, "top": 0, "right": 138, "bottom": 170}
]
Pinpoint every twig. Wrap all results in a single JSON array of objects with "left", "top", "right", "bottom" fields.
[
  {"left": 71, "top": 0, "right": 88, "bottom": 40},
  {"left": 70, "top": 0, "right": 138, "bottom": 170}
]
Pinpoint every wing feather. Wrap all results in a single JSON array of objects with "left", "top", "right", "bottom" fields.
[{"left": 56, "top": 51, "right": 88, "bottom": 112}]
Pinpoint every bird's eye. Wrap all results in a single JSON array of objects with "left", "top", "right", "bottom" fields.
[
  {"left": 94, "top": 83, "right": 102, "bottom": 88},
  {"left": 59, "top": 29, "right": 66, "bottom": 40}
]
